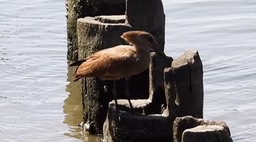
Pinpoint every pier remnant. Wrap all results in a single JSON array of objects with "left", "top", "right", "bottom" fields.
[
  {"left": 126, "top": 0, "right": 165, "bottom": 50},
  {"left": 66, "top": 0, "right": 233, "bottom": 141},
  {"left": 72, "top": 0, "right": 166, "bottom": 134},
  {"left": 66, "top": 0, "right": 126, "bottom": 61},
  {"left": 173, "top": 116, "right": 232, "bottom": 142},
  {"left": 103, "top": 50, "right": 205, "bottom": 141},
  {"left": 164, "top": 50, "right": 204, "bottom": 119},
  {"left": 77, "top": 16, "right": 131, "bottom": 133}
]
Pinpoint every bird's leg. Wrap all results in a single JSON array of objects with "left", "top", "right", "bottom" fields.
[
  {"left": 112, "top": 80, "right": 119, "bottom": 112},
  {"left": 125, "top": 77, "right": 134, "bottom": 112}
]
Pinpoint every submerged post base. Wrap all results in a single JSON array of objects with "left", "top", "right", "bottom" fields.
[
  {"left": 183, "top": 125, "right": 232, "bottom": 142},
  {"left": 103, "top": 103, "right": 172, "bottom": 142},
  {"left": 173, "top": 116, "right": 233, "bottom": 142}
]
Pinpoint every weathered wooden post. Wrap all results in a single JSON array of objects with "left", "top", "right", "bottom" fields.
[
  {"left": 77, "top": 16, "right": 131, "bottom": 133},
  {"left": 162, "top": 50, "right": 204, "bottom": 140},
  {"left": 164, "top": 50, "right": 204, "bottom": 119},
  {"left": 165, "top": 51, "right": 232, "bottom": 142},
  {"left": 126, "top": 0, "right": 165, "bottom": 50},
  {"left": 173, "top": 116, "right": 233, "bottom": 142},
  {"left": 182, "top": 125, "right": 232, "bottom": 142},
  {"left": 66, "top": 0, "right": 126, "bottom": 61}
]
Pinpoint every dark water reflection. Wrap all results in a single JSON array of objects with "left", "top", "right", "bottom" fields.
[
  {"left": 63, "top": 68, "right": 83, "bottom": 140},
  {"left": 64, "top": 68, "right": 102, "bottom": 142}
]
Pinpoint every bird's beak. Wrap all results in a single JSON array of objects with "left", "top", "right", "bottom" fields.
[{"left": 150, "top": 38, "right": 167, "bottom": 58}]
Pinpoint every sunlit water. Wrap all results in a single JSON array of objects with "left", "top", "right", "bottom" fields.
[{"left": 0, "top": 0, "right": 255, "bottom": 141}]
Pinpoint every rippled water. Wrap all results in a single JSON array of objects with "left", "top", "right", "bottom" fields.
[
  {"left": 0, "top": 0, "right": 255, "bottom": 142},
  {"left": 163, "top": 0, "right": 256, "bottom": 141}
]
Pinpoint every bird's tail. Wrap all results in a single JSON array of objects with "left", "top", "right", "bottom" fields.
[
  {"left": 69, "top": 60, "right": 86, "bottom": 66},
  {"left": 69, "top": 59, "right": 86, "bottom": 82},
  {"left": 73, "top": 75, "right": 81, "bottom": 82}
]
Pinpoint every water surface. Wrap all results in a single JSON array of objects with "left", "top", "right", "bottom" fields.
[
  {"left": 0, "top": 0, "right": 255, "bottom": 141},
  {"left": 163, "top": 1, "right": 256, "bottom": 141}
]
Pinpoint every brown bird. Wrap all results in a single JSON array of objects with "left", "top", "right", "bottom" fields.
[{"left": 69, "top": 30, "right": 167, "bottom": 112}]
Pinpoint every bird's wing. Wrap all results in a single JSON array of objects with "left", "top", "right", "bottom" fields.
[{"left": 76, "top": 45, "right": 137, "bottom": 79}]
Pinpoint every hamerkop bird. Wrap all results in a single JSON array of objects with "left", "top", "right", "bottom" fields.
[{"left": 69, "top": 30, "right": 167, "bottom": 112}]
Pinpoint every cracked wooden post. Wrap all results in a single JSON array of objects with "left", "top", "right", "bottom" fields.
[
  {"left": 66, "top": 0, "right": 126, "bottom": 61},
  {"left": 163, "top": 50, "right": 204, "bottom": 141},
  {"left": 182, "top": 125, "right": 232, "bottom": 142},
  {"left": 165, "top": 50, "right": 204, "bottom": 118},
  {"left": 126, "top": 0, "right": 165, "bottom": 50},
  {"left": 77, "top": 16, "right": 131, "bottom": 133},
  {"left": 173, "top": 116, "right": 233, "bottom": 142}
]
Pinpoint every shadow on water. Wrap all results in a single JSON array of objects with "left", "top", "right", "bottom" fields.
[{"left": 63, "top": 66, "right": 102, "bottom": 142}]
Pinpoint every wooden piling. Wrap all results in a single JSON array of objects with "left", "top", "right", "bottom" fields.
[
  {"left": 173, "top": 116, "right": 232, "bottom": 142},
  {"left": 182, "top": 125, "right": 232, "bottom": 142},
  {"left": 126, "top": 0, "right": 165, "bottom": 50},
  {"left": 77, "top": 16, "right": 131, "bottom": 133},
  {"left": 164, "top": 50, "right": 204, "bottom": 118},
  {"left": 66, "top": 0, "right": 126, "bottom": 61}
]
